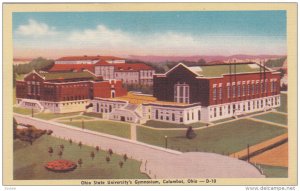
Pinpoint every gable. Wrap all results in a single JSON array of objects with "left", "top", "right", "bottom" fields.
[
  {"left": 24, "top": 72, "right": 45, "bottom": 82},
  {"left": 166, "top": 64, "right": 198, "bottom": 78}
]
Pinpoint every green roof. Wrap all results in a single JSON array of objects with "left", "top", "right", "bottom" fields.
[
  {"left": 39, "top": 71, "right": 98, "bottom": 81},
  {"left": 189, "top": 63, "right": 266, "bottom": 78}
]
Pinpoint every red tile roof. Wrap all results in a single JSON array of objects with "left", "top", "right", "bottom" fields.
[
  {"left": 95, "top": 60, "right": 110, "bottom": 65},
  {"left": 49, "top": 64, "right": 95, "bottom": 73},
  {"left": 56, "top": 55, "right": 124, "bottom": 61},
  {"left": 113, "top": 63, "right": 153, "bottom": 71}
]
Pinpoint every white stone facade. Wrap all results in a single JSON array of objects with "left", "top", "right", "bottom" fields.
[
  {"left": 16, "top": 98, "right": 90, "bottom": 113},
  {"left": 204, "top": 95, "right": 281, "bottom": 122}
]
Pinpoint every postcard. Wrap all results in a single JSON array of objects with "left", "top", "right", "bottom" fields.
[{"left": 2, "top": 2, "right": 297, "bottom": 186}]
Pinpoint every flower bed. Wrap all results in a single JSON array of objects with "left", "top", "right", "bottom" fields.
[{"left": 44, "top": 160, "right": 77, "bottom": 172}]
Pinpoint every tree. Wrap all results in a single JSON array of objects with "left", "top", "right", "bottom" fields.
[
  {"left": 108, "top": 149, "right": 113, "bottom": 156},
  {"left": 90, "top": 151, "right": 95, "bottom": 160},
  {"left": 47, "top": 130, "right": 53, "bottom": 135},
  {"left": 78, "top": 141, "right": 82, "bottom": 149},
  {"left": 69, "top": 139, "right": 73, "bottom": 145},
  {"left": 123, "top": 154, "right": 128, "bottom": 162},
  {"left": 78, "top": 158, "right": 83, "bottom": 167},
  {"left": 105, "top": 156, "right": 110, "bottom": 163},
  {"left": 186, "top": 126, "right": 197, "bottom": 139},
  {"left": 60, "top": 144, "right": 64, "bottom": 150},
  {"left": 119, "top": 161, "right": 124, "bottom": 168},
  {"left": 48, "top": 147, "right": 53, "bottom": 156},
  {"left": 95, "top": 146, "right": 100, "bottom": 152},
  {"left": 13, "top": 117, "right": 18, "bottom": 139},
  {"left": 58, "top": 150, "right": 63, "bottom": 159}
]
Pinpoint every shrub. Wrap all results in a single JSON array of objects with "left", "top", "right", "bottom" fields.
[{"left": 186, "top": 126, "right": 196, "bottom": 139}]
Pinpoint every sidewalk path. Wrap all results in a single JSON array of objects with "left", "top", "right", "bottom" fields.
[{"left": 14, "top": 113, "right": 264, "bottom": 178}]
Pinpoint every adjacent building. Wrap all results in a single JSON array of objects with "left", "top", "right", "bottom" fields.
[
  {"left": 15, "top": 70, "right": 127, "bottom": 113},
  {"left": 49, "top": 55, "right": 155, "bottom": 85},
  {"left": 153, "top": 62, "right": 281, "bottom": 122}
]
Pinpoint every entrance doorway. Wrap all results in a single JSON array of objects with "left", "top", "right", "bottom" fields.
[{"left": 120, "top": 116, "right": 126, "bottom": 121}]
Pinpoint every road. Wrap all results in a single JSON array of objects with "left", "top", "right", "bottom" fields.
[{"left": 14, "top": 113, "right": 264, "bottom": 178}]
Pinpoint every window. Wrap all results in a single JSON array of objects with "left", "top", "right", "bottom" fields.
[
  {"left": 213, "top": 87, "right": 217, "bottom": 100},
  {"left": 227, "top": 85, "right": 231, "bottom": 98},
  {"left": 166, "top": 116, "right": 169, "bottom": 121},
  {"left": 214, "top": 108, "right": 217, "bottom": 117},
  {"left": 261, "top": 100, "right": 263, "bottom": 108},
  {"left": 156, "top": 110, "right": 159, "bottom": 119},
  {"left": 192, "top": 112, "right": 194, "bottom": 120},
  {"left": 260, "top": 82, "right": 263, "bottom": 94},
  {"left": 187, "top": 112, "right": 189, "bottom": 121},
  {"left": 253, "top": 101, "right": 256, "bottom": 109},
  {"left": 219, "top": 87, "right": 222, "bottom": 100},
  {"left": 248, "top": 102, "right": 250, "bottom": 110},
  {"left": 247, "top": 84, "right": 250, "bottom": 95},
  {"left": 172, "top": 113, "right": 175, "bottom": 121},
  {"left": 228, "top": 105, "right": 231, "bottom": 114},
  {"left": 219, "top": 107, "right": 222, "bottom": 116},
  {"left": 198, "top": 110, "right": 201, "bottom": 120},
  {"left": 174, "top": 83, "right": 190, "bottom": 103},
  {"left": 237, "top": 84, "right": 241, "bottom": 97},
  {"left": 252, "top": 83, "right": 255, "bottom": 95},
  {"left": 242, "top": 84, "right": 245, "bottom": 96},
  {"left": 256, "top": 83, "right": 260, "bottom": 94},
  {"left": 270, "top": 81, "right": 274, "bottom": 92},
  {"left": 243, "top": 104, "right": 245, "bottom": 111},
  {"left": 232, "top": 85, "right": 236, "bottom": 98},
  {"left": 257, "top": 101, "right": 259, "bottom": 108}
]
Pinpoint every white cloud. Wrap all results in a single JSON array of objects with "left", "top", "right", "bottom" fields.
[
  {"left": 14, "top": 23, "right": 286, "bottom": 56},
  {"left": 16, "top": 19, "right": 58, "bottom": 37}
]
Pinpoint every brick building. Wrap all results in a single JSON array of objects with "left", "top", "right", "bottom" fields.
[
  {"left": 153, "top": 63, "right": 281, "bottom": 122},
  {"left": 49, "top": 55, "right": 155, "bottom": 85},
  {"left": 15, "top": 70, "right": 127, "bottom": 113}
]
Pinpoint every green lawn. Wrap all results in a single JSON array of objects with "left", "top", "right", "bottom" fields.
[
  {"left": 278, "top": 93, "right": 287, "bottom": 113},
  {"left": 34, "top": 112, "right": 81, "bottom": 120},
  {"left": 59, "top": 116, "right": 94, "bottom": 121},
  {"left": 61, "top": 120, "right": 131, "bottom": 139},
  {"left": 14, "top": 135, "right": 148, "bottom": 180},
  {"left": 137, "top": 119, "right": 287, "bottom": 154},
  {"left": 259, "top": 164, "right": 288, "bottom": 178},
  {"left": 143, "top": 120, "right": 207, "bottom": 128},
  {"left": 13, "top": 107, "right": 36, "bottom": 115},
  {"left": 83, "top": 112, "right": 103, "bottom": 119},
  {"left": 253, "top": 112, "right": 287, "bottom": 125}
]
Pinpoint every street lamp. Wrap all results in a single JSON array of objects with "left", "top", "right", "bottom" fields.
[
  {"left": 164, "top": 135, "right": 168, "bottom": 148},
  {"left": 81, "top": 119, "right": 85, "bottom": 129}
]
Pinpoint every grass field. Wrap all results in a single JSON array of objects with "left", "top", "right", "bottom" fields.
[
  {"left": 278, "top": 93, "right": 287, "bottom": 113},
  {"left": 253, "top": 112, "right": 287, "bottom": 125},
  {"left": 143, "top": 120, "right": 207, "bottom": 128},
  {"left": 259, "top": 164, "right": 288, "bottom": 178},
  {"left": 61, "top": 120, "right": 131, "bottom": 139},
  {"left": 13, "top": 107, "right": 36, "bottom": 115},
  {"left": 14, "top": 136, "right": 148, "bottom": 180},
  {"left": 137, "top": 119, "right": 287, "bottom": 154},
  {"left": 83, "top": 112, "right": 103, "bottom": 119},
  {"left": 34, "top": 112, "right": 81, "bottom": 120},
  {"left": 59, "top": 116, "right": 94, "bottom": 121}
]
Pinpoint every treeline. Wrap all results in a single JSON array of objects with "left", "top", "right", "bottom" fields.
[
  {"left": 13, "top": 57, "right": 54, "bottom": 87},
  {"left": 13, "top": 57, "right": 54, "bottom": 75},
  {"left": 126, "top": 59, "right": 206, "bottom": 74},
  {"left": 265, "top": 57, "right": 287, "bottom": 68}
]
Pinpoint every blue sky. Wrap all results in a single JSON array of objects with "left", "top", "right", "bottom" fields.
[{"left": 13, "top": 11, "right": 287, "bottom": 58}]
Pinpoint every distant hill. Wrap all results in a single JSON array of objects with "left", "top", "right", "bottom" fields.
[{"left": 128, "top": 54, "right": 286, "bottom": 63}]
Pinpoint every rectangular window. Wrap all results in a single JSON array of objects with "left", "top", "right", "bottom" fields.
[
  {"left": 227, "top": 85, "right": 230, "bottom": 98},
  {"left": 192, "top": 112, "right": 194, "bottom": 120},
  {"left": 247, "top": 84, "right": 250, "bottom": 95},
  {"left": 261, "top": 100, "right": 263, "bottom": 108},
  {"left": 242, "top": 84, "right": 245, "bottom": 96},
  {"left": 187, "top": 112, "right": 189, "bottom": 120},
  {"left": 248, "top": 102, "right": 250, "bottom": 110},
  {"left": 213, "top": 87, "right": 217, "bottom": 100},
  {"left": 198, "top": 110, "right": 201, "bottom": 120},
  {"left": 172, "top": 113, "right": 175, "bottom": 121},
  {"left": 214, "top": 108, "right": 217, "bottom": 117},
  {"left": 228, "top": 105, "right": 231, "bottom": 114},
  {"left": 232, "top": 85, "right": 236, "bottom": 98},
  {"left": 237, "top": 84, "right": 241, "bottom": 97},
  {"left": 219, "top": 107, "right": 222, "bottom": 116},
  {"left": 252, "top": 84, "right": 255, "bottom": 95},
  {"left": 219, "top": 87, "right": 222, "bottom": 100},
  {"left": 260, "top": 82, "right": 263, "bottom": 94},
  {"left": 256, "top": 83, "right": 260, "bottom": 94}
]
